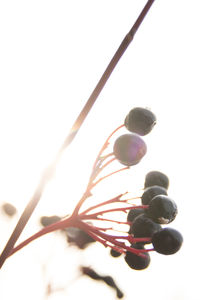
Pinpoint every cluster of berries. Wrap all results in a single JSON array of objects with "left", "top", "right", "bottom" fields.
[
  {"left": 109, "top": 107, "right": 183, "bottom": 270},
  {"left": 111, "top": 170, "right": 183, "bottom": 270},
  {"left": 39, "top": 107, "right": 183, "bottom": 273},
  {"left": 10, "top": 107, "right": 183, "bottom": 279}
]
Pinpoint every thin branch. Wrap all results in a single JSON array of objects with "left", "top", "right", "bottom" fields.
[
  {"left": 79, "top": 222, "right": 150, "bottom": 257},
  {"left": 0, "top": 0, "right": 156, "bottom": 268},
  {"left": 91, "top": 124, "right": 124, "bottom": 175},
  {"left": 8, "top": 216, "right": 76, "bottom": 258},
  {"left": 81, "top": 205, "right": 149, "bottom": 218},
  {"left": 80, "top": 193, "right": 127, "bottom": 215},
  {"left": 91, "top": 166, "right": 129, "bottom": 190}
]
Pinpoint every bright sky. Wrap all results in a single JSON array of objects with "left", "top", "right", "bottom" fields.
[{"left": 0, "top": 0, "right": 200, "bottom": 299}]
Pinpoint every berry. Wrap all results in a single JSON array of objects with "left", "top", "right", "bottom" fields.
[
  {"left": 65, "top": 227, "right": 95, "bottom": 249},
  {"left": 124, "top": 107, "right": 156, "bottom": 136},
  {"left": 113, "top": 133, "right": 147, "bottom": 166},
  {"left": 125, "top": 243, "right": 150, "bottom": 270},
  {"left": 1, "top": 202, "right": 17, "bottom": 217},
  {"left": 129, "top": 213, "right": 161, "bottom": 242},
  {"left": 141, "top": 185, "right": 168, "bottom": 205},
  {"left": 144, "top": 171, "right": 169, "bottom": 189},
  {"left": 40, "top": 215, "right": 61, "bottom": 227},
  {"left": 127, "top": 208, "right": 145, "bottom": 222},
  {"left": 152, "top": 228, "right": 183, "bottom": 255},
  {"left": 110, "top": 248, "right": 122, "bottom": 258},
  {"left": 146, "top": 195, "right": 178, "bottom": 224}
]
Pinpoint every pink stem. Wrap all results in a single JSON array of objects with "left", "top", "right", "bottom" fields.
[
  {"left": 78, "top": 221, "right": 151, "bottom": 257},
  {"left": 91, "top": 124, "right": 124, "bottom": 173},
  {"left": 90, "top": 217, "right": 130, "bottom": 226},
  {"left": 91, "top": 166, "right": 129, "bottom": 189},
  {"left": 109, "top": 245, "right": 126, "bottom": 254},
  {"left": 90, "top": 157, "right": 116, "bottom": 182},
  {"left": 82, "top": 205, "right": 149, "bottom": 218},
  {"left": 9, "top": 216, "right": 76, "bottom": 257},
  {"left": 72, "top": 157, "right": 117, "bottom": 216},
  {"left": 80, "top": 193, "right": 126, "bottom": 215},
  {"left": 113, "top": 235, "right": 151, "bottom": 244}
]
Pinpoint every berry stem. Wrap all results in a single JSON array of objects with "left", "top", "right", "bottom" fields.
[
  {"left": 91, "top": 166, "right": 129, "bottom": 189},
  {"left": 90, "top": 156, "right": 116, "bottom": 183},
  {"left": 91, "top": 124, "right": 124, "bottom": 172},
  {"left": 80, "top": 193, "right": 127, "bottom": 215},
  {"left": 79, "top": 222, "right": 149, "bottom": 257},
  {"left": 8, "top": 216, "right": 77, "bottom": 257},
  {"left": 92, "top": 217, "right": 131, "bottom": 226},
  {"left": 72, "top": 155, "right": 124, "bottom": 216},
  {"left": 81, "top": 205, "right": 149, "bottom": 218}
]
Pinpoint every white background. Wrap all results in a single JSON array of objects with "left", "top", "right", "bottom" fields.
[{"left": 0, "top": 0, "right": 199, "bottom": 299}]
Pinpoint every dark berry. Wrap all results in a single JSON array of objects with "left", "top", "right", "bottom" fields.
[
  {"left": 124, "top": 107, "right": 156, "bottom": 136},
  {"left": 125, "top": 243, "right": 150, "bottom": 270},
  {"left": 152, "top": 228, "right": 183, "bottom": 255},
  {"left": 113, "top": 133, "right": 147, "bottom": 166},
  {"left": 65, "top": 227, "right": 95, "bottom": 249},
  {"left": 146, "top": 195, "right": 178, "bottom": 224},
  {"left": 141, "top": 185, "right": 168, "bottom": 205},
  {"left": 144, "top": 171, "right": 169, "bottom": 189},
  {"left": 129, "top": 214, "right": 161, "bottom": 242},
  {"left": 110, "top": 248, "right": 122, "bottom": 258},
  {"left": 1, "top": 202, "right": 17, "bottom": 217},
  {"left": 127, "top": 208, "right": 145, "bottom": 222},
  {"left": 40, "top": 215, "right": 61, "bottom": 227}
]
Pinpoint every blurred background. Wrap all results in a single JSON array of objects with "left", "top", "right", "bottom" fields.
[{"left": 0, "top": 0, "right": 199, "bottom": 299}]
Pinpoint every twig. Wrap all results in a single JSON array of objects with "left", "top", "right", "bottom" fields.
[{"left": 81, "top": 205, "right": 149, "bottom": 218}]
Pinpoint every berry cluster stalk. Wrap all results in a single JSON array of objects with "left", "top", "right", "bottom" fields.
[{"left": 0, "top": 0, "right": 156, "bottom": 268}]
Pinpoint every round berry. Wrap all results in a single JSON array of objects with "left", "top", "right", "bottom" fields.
[
  {"left": 127, "top": 208, "right": 145, "bottom": 222},
  {"left": 125, "top": 243, "right": 150, "bottom": 270},
  {"left": 40, "top": 215, "right": 61, "bottom": 227},
  {"left": 124, "top": 107, "right": 156, "bottom": 136},
  {"left": 113, "top": 134, "right": 147, "bottom": 166},
  {"left": 141, "top": 185, "right": 168, "bottom": 205},
  {"left": 146, "top": 195, "right": 178, "bottom": 224},
  {"left": 110, "top": 248, "right": 122, "bottom": 258},
  {"left": 1, "top": 202, "right": 17, "bottom": 217},
  {"left": 129, "top": 214, "right": 161, "bottom": 242},
  {"left": 66, "top": 227, "right": 96, "bottom": 249},
  {"left": 144, "top": 171, "right": 169, "bottom": 189},
  {"left": 152, "top": 228, "right": 183, "bottom": 255}
]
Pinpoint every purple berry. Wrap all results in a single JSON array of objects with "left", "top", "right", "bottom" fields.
[{"left": 113, "top": 134, "right": 147, "bottom": 166}]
